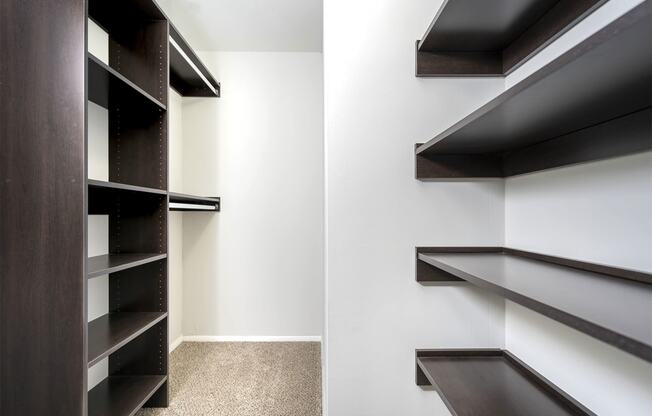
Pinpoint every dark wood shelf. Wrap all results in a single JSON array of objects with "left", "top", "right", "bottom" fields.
[
  {"left": 416, "top": 0, "right": 606, "bottom": 76},
  {"left": 416, "top": 1, "right": 652, "bottom": 178},
  {"left": 416, "top": 247, "right": 652, "bottom": 362},
  {"left": 169, "top": 192, "right": 220, "bottom": 212},
  {"left": 88, "top": 375, "right": 167, "bottom": 416},
  {"left": 416, "top": 349, "right": 595, "bottom": 416},
  {"left": 169, "top": 24, "right": 220, "bottom": 97},
  {"left": 89, "top": 0, "right": 166, "bottom": 35},
  {"left": 88, "top": 253, "right": 167, "bottom": 278},
  {"left": 88, "top": 54, "right": 167, "bottom": 112},
  {"left": 88, "top": 312, "right": 167, "bottom": 367},
  {"left": 88, "top": 179, "right": 167, "bottom": 196}
]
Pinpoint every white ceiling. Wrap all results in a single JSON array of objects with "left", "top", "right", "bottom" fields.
[{"left": 158, "top": 0, "right": 323, "bottom": 52}]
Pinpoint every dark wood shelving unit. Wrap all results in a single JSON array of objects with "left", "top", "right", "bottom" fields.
[
  {"left": 88, "top": 253, "right": 168, "bottom": 278},
  {"left": 88, "top": 312, "right": 167, "bottom": 367},
  {"left": 415, "top": 349, "right": 595, "bottom": 416},
  {"left": 88, "top": 375, "right": 168, "bottom": 416},
  {"left": 169, "top": 192, "right": 220, "bottom": 212},
  {"left": 416, "top": 247, "right": 652, "bottom": 362},
  {"left": 415, "top": 1, "right": 652, "bottom": 179},
  {"left": 169, "top": 23, "right": 220, "bottom": 97},
  {"left": 86, "top": 0, "right": 170, "bottom": 413},
  {"left": 88, "top": 54, "right": 167, "bottom": 112},
  {"left": 416, "top": 0, "right": 607, "bottom": 76}
]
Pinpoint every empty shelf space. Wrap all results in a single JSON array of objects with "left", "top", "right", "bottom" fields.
[
  {"left": 88, "top": 312, "right": 167, "bottom": 367},
  {"left": 88, "top": 54, "right": 167, "bottom": 112},
  {"left": 416, "top": 0, "right": 606, "bottom": 75},
  {"left": 88, "top": 253, "right": 167, "bottom": 278},
  {"left": 169, "top": 24, "right": 220, "bottom": 97},
  {"left": 169, "top": 192, "right": 220, "bottom": 212},
  {"left": 416, "top": 349, "right": 594, "bottom": 416},
  {"left": 88, "top": 375, "right": 167, "bottom": 416},
  {"left": 88, "top": 179, "right": 167, "bottom": 196},
  {"left": 416, "top": 247, "right": 652, "bottom": 362},
  {"left": 415, "top": 1, "right": 652, "bottom": 178}
]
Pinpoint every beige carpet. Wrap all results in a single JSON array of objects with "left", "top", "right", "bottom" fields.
[{"left": 137, "top": 342, "right": 322, "bottom": 416}]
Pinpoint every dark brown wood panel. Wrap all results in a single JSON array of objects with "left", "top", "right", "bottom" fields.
[
  {"left": 109, "top": 107, "right": 168, "bottom": 190},
  {"left": 416, "top": 247, "right": 652, "bottom": 362},
  {"left": 417, "top": 0, "right": 607, "bottom": 76},
  {"left": 109, "top": 319, "right": 169, "bottom": 406},
  {"left": 108, "top": 194, "right": 168, "bottom": 254},
  {"left": 109, "top": 260, "right": 168, "bottom": 313},
  {"left": 0, "top": 0, "right": 87, "bottom": 415},
  {"left": 416, "top": 349, "right": 595, "bottom": 416},
  {"left": 110, "top": 20, "right": 168, "bottom": 104},
  {"left": 88, "top": 375, "right": 167, "bottom": 416}
]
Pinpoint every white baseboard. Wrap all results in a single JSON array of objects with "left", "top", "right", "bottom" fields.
[
  {"left": 182, "top": 335, "right": 322, "bottom": 343},
  {"left": 169, "top": 335, "right": 184, "bottom": 353}
]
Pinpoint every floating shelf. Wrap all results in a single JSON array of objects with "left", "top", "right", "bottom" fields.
[
  {"left": 88, "top": 312, "right": 167, "bottom": 367},
  {"left": 416, "top": 247, "right": 652, "bottom": 362},
  {"left": 169, "top": 23, "right": 220, "bottom": 97},
  {"left": 416, "top": 0, "right": 606, "bottom": 76},
  {"left": 169, "top": 192, "right": 220, "bottom": 212},
  {"left": 88, "top": 54, "right": 167, "bottom": 112},
  {"left": 416, "top": 349, "right": 595, "bottom": 416},
  {"left": 88, "top": 253, "right": 167, "bottom": 278},
  {"left": 88, "top": 375, "right": 167, "bottom": 416},
  {"left": 415, "top": 1, "right": 652, "bottom": 178}
]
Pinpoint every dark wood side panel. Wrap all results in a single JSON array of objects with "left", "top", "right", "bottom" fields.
[
  {"left": 110, "top": 20, "right": 168, "bottom": 104},
  {"left": 0, "top": 1, "right": 87, "bottom": 415}
]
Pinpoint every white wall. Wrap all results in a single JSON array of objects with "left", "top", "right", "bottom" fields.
[
  {"left": 179, "top": 52, "right": 325, "bottom": 338},
  {"left": 502, "top": 1, "right": 652, "bottom": 414},
  {"left": 323, "top": 0, "right": 507, "bottom": 414}
]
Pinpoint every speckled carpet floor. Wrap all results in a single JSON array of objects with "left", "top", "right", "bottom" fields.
[{"left": 137, "top": 342, "right": 322, "bottom": 416}]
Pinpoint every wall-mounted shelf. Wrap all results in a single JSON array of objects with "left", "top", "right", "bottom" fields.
[
  {"left": 416, "top": 247, "right": 652, "bottom": 362},
  {"left": 88, "top": 54, "right": 167, "bottom": 112},
  {"left": 416, "top": 349, "right": 595, "bottom": 416},
  {"left": 169, "top": 24, "right": 220, "bottom": 97},
  {"left": 415, "top": 1, "right": 652, "bottom": 179},
  {"left": 88, "top": 253, "right": 168, "bottom": 278},
  {"left": 169, "top": 192, "right": 220, "bottom": 212},
  {"left": 88, "top": 312, "right": 167, "bottom": 367},
  {"left": 88, "top": 375, "right": 168, "bottom": 416},
  {"left": 416, "top": 0, "right": 606, "bottom": 76}
]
